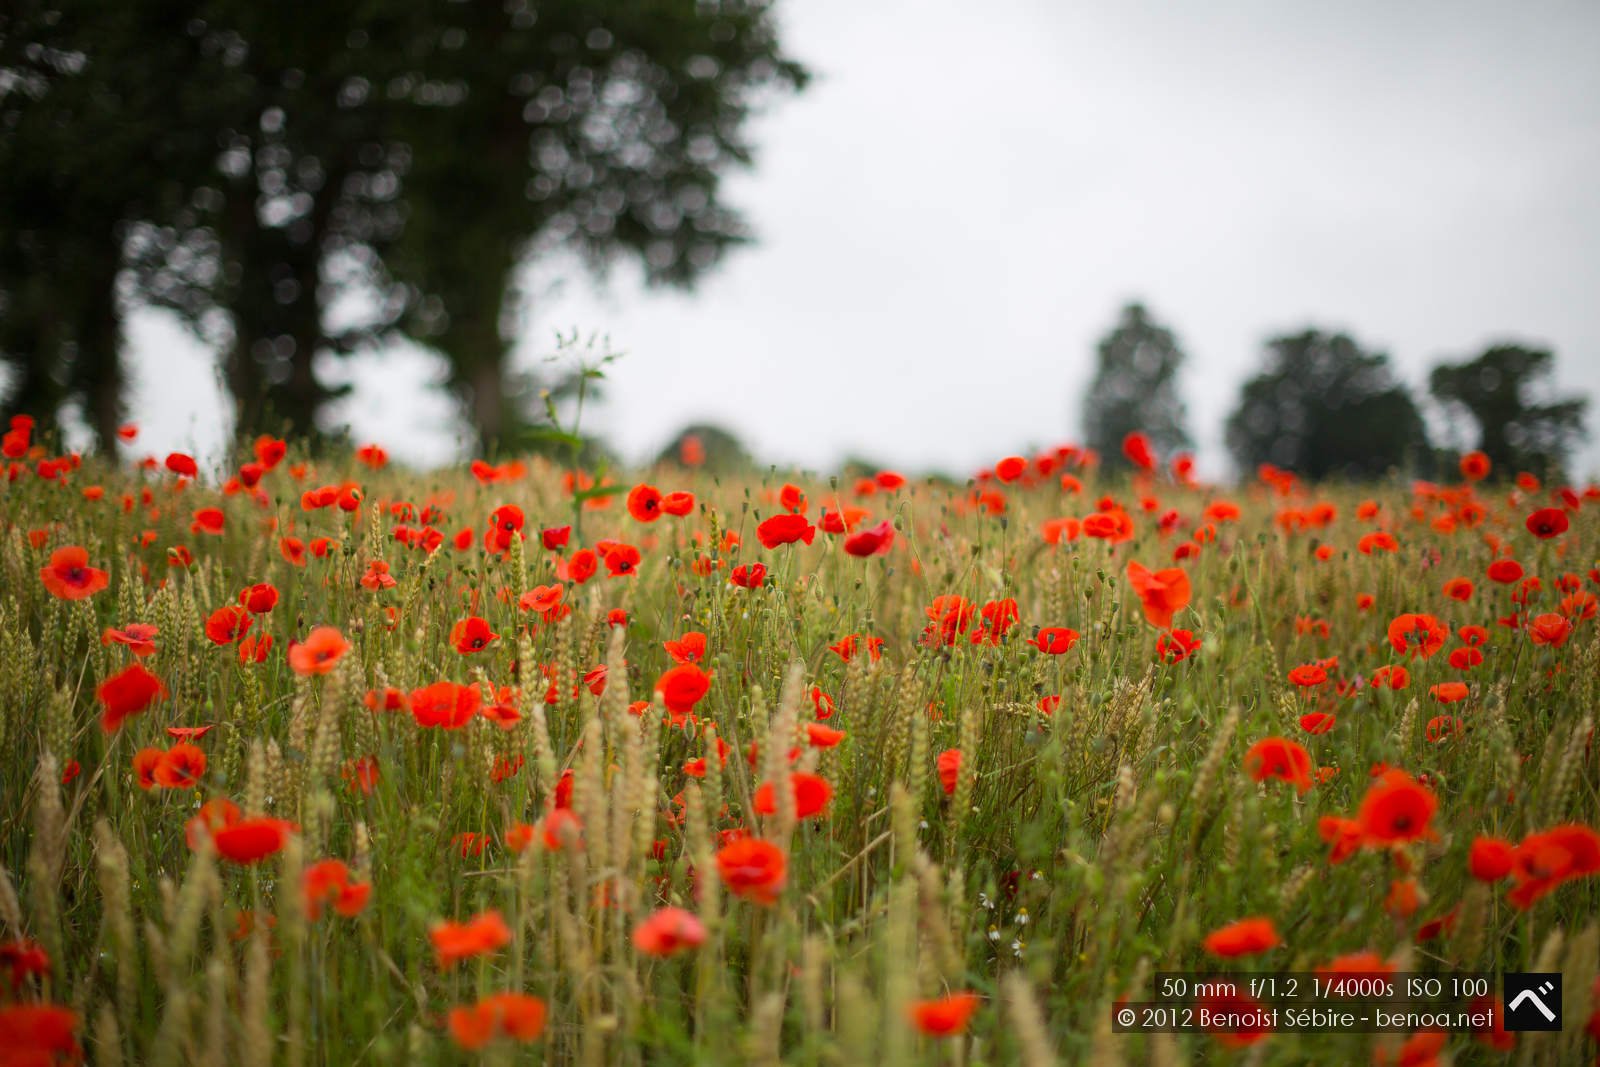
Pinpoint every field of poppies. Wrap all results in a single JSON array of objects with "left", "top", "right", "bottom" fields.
[{"left": 1, "top": 415, "right": 1597, "bottom": 1065}]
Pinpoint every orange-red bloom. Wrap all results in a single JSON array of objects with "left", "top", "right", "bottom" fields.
[
  {"left": 302, "top": 859, "right": 372, "bottom": 920},
  {"left": 1203, "top": 917, "right": 1280, "bottom": 957},
  {"left": 1028, "top": 626, "right": 1080, "bottom": 654},
  {"left": 1243, "top": 737, "right": 1313, "bottom": 794},
  {"left": 1386, "top": 613, "right": 1449, "bottom": 659},
  {"left": 656, "top": 664, "right": 712, "bottom": 717},
  {"left": 632, "top": 906, "right": 707, "bottom": 957},
  {"left": 756, "top": 513, "right": 816, "bottom": 549},
  {"left": 1356, "top": 772, "right": 1437, "bottom": 847},
  {"left": 211, "top": 817, "right": 297, "bottom": 864},
  {"left": 288, "top": 626, "right": 350, "bottom": 675},
  {"left": 431, "top": 910, "right": 512, "bottom": 968},
  {"left": 447, "top": 993, "right": 546, "bottom": 1049},
  {"left": 1507, "top": 824, "right": 1600, "bottom": 909},
  {"left": 98, "top": 663, "right": 166, "bottom": 731},
  {"left": 39, "top": 545, "right": 108, "bottom": 600},
  {"left": 450, "top": 615, "right": 498, "bottom": 654},
  {"left": 410, "top": 681, "right": 482, "bottom": 729},
  {"left": 908, "top": 992, "right": 980, "bottom": 1037},
  {"left": 752, "top": 772, "right": 833, "bottom": 819},
  {"left": 101, "top": 622, "right": 158, "bottom": 657},
  {"left": 205, "top": 605, "right": 253, "bottom": 645},
  {"left": 715, "top": 837, "right": 786, "bottom": 904},
  {"left": 1126, "top": 561, "right": 1191, "bottom": 628}
]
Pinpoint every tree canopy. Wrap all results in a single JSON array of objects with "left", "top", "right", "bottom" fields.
[
  {"left": 1430, "top": 343, "right": 1587, "bottom": 478},
  {"left": 1082, "top": 301, "right": 1191, "bottom": 469},
  {"left": 1225, "top": 329, "right": 1428, "bottom": 481},
  {"left": 1, "top": 0, "right": 806, "bottom": 447}
]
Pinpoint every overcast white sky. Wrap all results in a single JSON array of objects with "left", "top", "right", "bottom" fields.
[{"left": 122, "top": 0, "right": 1600, "bottom": 478}]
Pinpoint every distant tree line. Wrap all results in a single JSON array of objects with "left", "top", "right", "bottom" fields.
[
  {"left": 0, "top": 0, "right": 806, "bottom": 451},
  {"left": 1084, "top": 302, "right": 1588, "bottom": 481}
]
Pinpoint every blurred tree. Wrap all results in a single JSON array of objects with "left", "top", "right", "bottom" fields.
[
  {"left": 1082, "top": 302, "right": 1191, "bottom": 468},
  {"left": 0, "top": 0, "right": 212, "bottom": 445},
  {"left": 1225, "top": 330, "right": 1428, "bottom": 480},
  {"left": 1429, "top": 344, "right": 1586, "bottom": 477},
  {"left": 4, "top": 0, "right": 805, "bottom": 449},
  {"left": 655, "top": 422, "right": 751, "bottom": 473},
  {"left": 390, "top": 1, "right": 807, "bottom": 449},
  {"left": 124, "top": 1, "right": 418, "bottom": 437}
]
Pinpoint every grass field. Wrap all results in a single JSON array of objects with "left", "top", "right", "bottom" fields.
[{"left": 1, "top": 419, "right": 1597, "bottom": 1065}]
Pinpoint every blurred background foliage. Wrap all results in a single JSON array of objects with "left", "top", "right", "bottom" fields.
[{"left": 0, "top": 0, "right": 806, "bottom": 452}]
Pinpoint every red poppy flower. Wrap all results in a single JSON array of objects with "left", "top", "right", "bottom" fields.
[
  {"left": 843, "top": 520, "right": 895, "bottom": 557},
  {"left": 626, "top": 483, "right": 663, "bottom": 522},
  {"left": 1459, "top": 450, "right": 1490, "bottom": 481},
  {"left": 715, "top": 837, "right": 786, "bottom": 904},
  {"left": 411, "top": 681, "right": 482, "bottom": 729},
  {"left": 237, "top": 582, "right": 279, "bottom": 614},
  {"left": 1028, "top": 627, "right": 1080, "bottom": 654},
  {"left": 663, "top": 631, "right": 707, "bottom": 664},
  {"left": 191, "top": 507, "right": 225, "bottom": 535},
  {"left": 1203, "top": 917, "right": 1280, "bottom": 958},
  {"left": 1386, "top": 613, "right": 1449, "bottom": 659},
  {"left": 603, "top": 543, "right": 641, "bottom": 576},
  {"left": 1370, "top": 664, "right": 1410, "bottom": 690},
  {"left": 431, "top": 910, "right": 512, "bottom": 968},
  {"left": 541, "top": 525, "right": 571, "bottom": 550},
  {"left": 450, "top": 615, "right": 499, "bottom": 654},
  {"left": 756, "top": 513, "right": 816, "bottom": 549},
  {"left": 1243, "top": 737, "right": 1312, "bottom": 794},
  {"left": 447, "top": 993, "right": 547, "bottom": 1049},
  {"left": 302, "top": 859, "right": 372, "bottom": 920},
  {"left": 1507, "top": 824, "right": 1600, "bottom": 908},
  {"left": 656, "top": 664, "right": 712, "bottom": 716},
  {"left": 97, "top": 663, "right": 166, "bottom": 731},
  {"left": 1429, "top": 682, "right": 1469, "bottom": 704},
  {"left": 1121, "top": 431, "right": 1155, "bottom": 470},
  {"left": 1287, "top": 663, "right": 1328, "bottom": 688},
  {"left": 1485, "top": 558, "right": 1523, "bottom": 584},
  {"left": 280, "top": 537, "right": 307, "bottom": 566},
  {"left": 994, "top": 455, "right": 1027, "bottom": 483},
  {"left": 288, "top": 626, "right": 350, "bottom": 675},
  {"left": 1125, "top": 561, "right": 1191, "bottom": 628},
  {"left": 1356, "top": 773, "right": 1437, "bottom": 847},
  {"left": 937, "top": 748, "right": 962, "bottom": 795},
  {"left": 203, "top": 606, "right": 252, "bottom": 646},
  {"left": 564, "top": 549, "right": 598, "bottom": 583},
  {"left": 1299, "top": 712, "right": 1337, "bottom": 735},
  {"left": 1468, "top": 836, "right": 1515, "bottom": 881},
  {"left": 132, "top": 748, "right": 164, "bottom": 790},
  {"left": 632, "top": 906, "right": 706, "bottom": 957},
  {"left": 908, "top": 992, "right": 980, "bottom": 1037},
  {"left": 1527, "top": 612, "right": 1572, "bottom": 648},
  {"left": 752, "top": 773, "right": 833, "bottom": 819},
  {"left": 211, "top": 817, "right": 297, "bottom": 864},
  {"left": 165, "top": 452, "right": 198, "bottom": 477},
  {"left": 0, "top": 1003, "right": 80, "bottom": 1061},
  {"left": 1156, "top": 628, "right": 1201, "bottom": 663},
  {"left": 730, "top": 563, "right": 767, "bottom": 589},
  {"left": 662, "top": 490, "right": 695, "bottom": 516},
  {"left": 1318, "top": 816, "right": 1363, "bottom": 865},
  {"left": 101, "top": 623, "right": 159, "bottom": 657},
  {"left": 355, "top": 444, "right": 388, "bottom": 469},
  {"left": 39, "top": 545, "right": 109, "bottom": 600},
  {"left": 805, "top": 722, "right": 846, "bottom": 748},
  {"left": 153, "top": 743, "right": 207, "bottom": 789},
  {"left": 1525, "top": 507, "right": 1569, "bottom": 539}
]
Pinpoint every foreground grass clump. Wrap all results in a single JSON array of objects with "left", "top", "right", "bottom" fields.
[{"left": 1, "top": 419, "right": 1597, "bottom": 1065}]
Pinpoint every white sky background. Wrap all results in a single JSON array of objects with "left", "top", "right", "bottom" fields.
[{"left": 122, "top": 0, "right": 1600, "bottom": 479}]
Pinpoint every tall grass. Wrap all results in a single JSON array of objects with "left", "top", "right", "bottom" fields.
[{"left": 0, "top": 434, "right": 1596, "bottom": 1065}]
